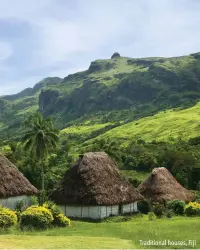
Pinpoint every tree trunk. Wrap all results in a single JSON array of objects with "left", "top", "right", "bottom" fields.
[{"left": 41, "top": 162, "right": 45, "bottom": 191}]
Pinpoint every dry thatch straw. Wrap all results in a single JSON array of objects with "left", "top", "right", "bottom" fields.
[
  {"left": 50, "top": 152, "right": 143, "bottom": 205},
  {"left": 137, "top": 167, "right": 195, "bottom": 203},
  {"left": 0, "top": 154, "right": 38, "bottom": 198}
]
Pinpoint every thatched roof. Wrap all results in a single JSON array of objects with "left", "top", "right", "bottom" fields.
[
  {"left": 0, "top": 154, "right": 38, "bottom": 198},
  {"left": 137, "top": 167, "right": 195, "bottom": 203},
  {"left": 50, "top": 152, "right": 143, "bottom": 205}
]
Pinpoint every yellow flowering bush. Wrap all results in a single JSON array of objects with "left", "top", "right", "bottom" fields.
[
  {"left": 0, "top": 206, "right": 17, "bottom": 229},
  {"left": 43, "top": 201, "right": 71, "bottom": 227},
  {"left": 185, "top": 202, "right": 200, "bottom": 216},
  {"left": 20, "top": 206, "right": 53, "bottom": 230},
  {"left": 53, "top": 213, "right": 71, "bottom": 227}
]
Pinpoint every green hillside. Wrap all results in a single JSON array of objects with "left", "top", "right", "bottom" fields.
[
  {"left": 0, "top": 77, "right": 62, "bottom": 139},
  {"left": 84, "top": 101, "right": 200, "bottom": 145},
  {"left": 1, "top": 52, "right": 200, "bottom": 140},
  {"left": 2, "top": 52, "right": 200, "bottom": 192},
  {"left": 60, "top": 122, "right": 113, "bottom": 144}
]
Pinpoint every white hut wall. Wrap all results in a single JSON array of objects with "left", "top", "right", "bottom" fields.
[
  {"left": 0, "top": 195, "right": 31, "bottom": 210},
  {"left": 122, "top": 202, "right": 138, "bottom": 214},
  {"left": 59, "top": 202, "right": 138, "bottom": 219}
]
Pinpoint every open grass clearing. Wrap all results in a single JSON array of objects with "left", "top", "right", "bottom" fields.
[{"left": 0, "top": 216, "right": 200, "bottom": 249}]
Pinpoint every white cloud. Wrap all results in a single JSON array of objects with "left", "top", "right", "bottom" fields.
[
  {"left": 30, "top": 0, "right": 200, "bottom": 67},
  {"left": 118, "top": 0, "right": 200, "bottom": 57},
  {"left": 0, "top": 0, "right": 51, "bottom": 20},
  {"left": 0, "top": 42, "right": 12, "bottom": 60},
  {"left": 0, "top": 0, "right": 200, "bottom": 95}
]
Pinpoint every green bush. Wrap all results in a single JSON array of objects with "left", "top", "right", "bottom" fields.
[
  {"left": 148, "top": 212, "right": 156, "bottom": 221},
  {"left": 0, "top": 206, "right": 17, "bottom": 229},
  {"left": 15, "top": 200, "right": 25, "bottom": 212},
  {"left": 137, "top": 200, "right": 151, "bottom": 214},
  {"left": 167, "top": 200, "right": 185, "bottom": 215},
  {"left": 43, "top": 201, "right": 71, "bottom": 227},
  {"left": 153, "top": 203, "right": 166, "bottom": 218},
  {"left": 43, "top": 201, "right": 61, "bottom": 216},
  {"left": 30, "top": 196, "right": 39, "bottom": 206},
  {"left": 15, "top": 211, "right": 21, "bottom": 222},
  {"left": 165, "top": 209, "right": 174, "bottom": 218},
  {"left": 185, "top": 202, "right": 200, "bottom": 216},
  {"left": 127, "top": 177, "right": 141, "bottom": 188},
  {"left": 20, "top": 206, "right": 53, "bottom": 230},
  {"left": 192, "top": 191, "right": 200, "bottom": 201}
]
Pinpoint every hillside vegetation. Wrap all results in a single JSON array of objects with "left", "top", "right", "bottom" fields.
[
  {"left": 2, "top": 52, "right": 200, "bottom": 192},
  {"left": 1, "top": 52, "right": 200, "bottom": 140},
  {"left": 83, "top": 101, "right": 200, "bottom": 145}
]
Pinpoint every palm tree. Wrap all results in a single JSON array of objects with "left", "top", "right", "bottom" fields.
[
  {"left": 90, "top": 138, "right": 122, "bottom": 164},
  {"left": 22, "top": 112, "right": 59, "bottom": 190}
]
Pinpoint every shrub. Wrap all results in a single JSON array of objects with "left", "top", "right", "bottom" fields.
[
  {"left": 53, "top": 213, "right": 71, "bottom": 227},
  {"left": 148, "top": 212, "right": 156, "bottom": 221},
  {"left": 165, "top": 209, "right": 174, "bottom": 218},
  {"left": 185, "top": 202, "right": 200, "bottom": 216},
  {"left": 30, "top": 196, "right": 39, "bottom": 206},
  {"left": 135, "top": 212, "right": 144, "bottom": 218},
  {"left": 43, "top": 201, "right": 71, "bottom": 227},
  {"left": 167, "top": 200, "right": 185, "bottom": 215},
  {"left": 20, "top": 206, "right": 53, "bottom": 230},
  {"left": 43, "top": 201, "right": 61, "bottom": 216},
  {"left": 153, "top": 203, "right": 166, "bottom": 218},
  {"left": 0, "top": 206, "right": 17, "bottom": 229},
  {"left": 192, "top": 191, "right": 200, "bottom": 201},
  {"left": 137, "top": 200, "right": 151, "bottom": 214},
  {"left": 15, "top": 200, "right": 25, "bottom": 212},
  {"left": 15, "top": 211, "right": 21, "bottom": 222},
  {"left": 127, "top": 178, "right": 141, "bottom": 188}
]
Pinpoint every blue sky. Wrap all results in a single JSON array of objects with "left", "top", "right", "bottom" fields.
[{"left": 0, "top": 0, "right": 200, "bottom": 95}]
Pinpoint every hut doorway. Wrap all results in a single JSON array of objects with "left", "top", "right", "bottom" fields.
[{"left": 119, "top": 204, "right": 122, "bottom": 214}]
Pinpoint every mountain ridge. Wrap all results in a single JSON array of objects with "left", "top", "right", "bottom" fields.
[
  {"left": 1, "top": 77, "right": 63, "bottom": 100},
  {"left": 1, "top": 52, "right": 200, "bottom": 141}
]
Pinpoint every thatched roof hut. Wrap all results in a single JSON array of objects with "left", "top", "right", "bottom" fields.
[
  {"left": 0, "top": 154, "right": 38, "bottom": 198},
  {"left": 137, "top": 167, "right": 195, "bottom": 203},
  {"left": 51, "top": 152, "right": 142, "bottom": 205}
]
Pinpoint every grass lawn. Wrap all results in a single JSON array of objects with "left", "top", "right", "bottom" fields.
[{"left": 0, "top": 216, "right": 200, "bottom": 249}]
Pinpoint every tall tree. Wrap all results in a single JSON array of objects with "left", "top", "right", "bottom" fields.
[{"left": 22, "top": 112, "right": 59, "bottom": 190}]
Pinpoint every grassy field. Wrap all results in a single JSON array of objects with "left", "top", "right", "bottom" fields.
[
  {"left": 1, "top": 216, "right": 200, "bottom": 249},
  {"left": 64, "top": 100, "right": 200, "bottom": 148},
  {"left": 60, "top": 99, "right": 200, "bottom": 147},
  {"left": 61, "top": 123, "right": 112, "bottom": 136},
  {"left": 88, "top": 101, "right": 200, "bottom": 144}
]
